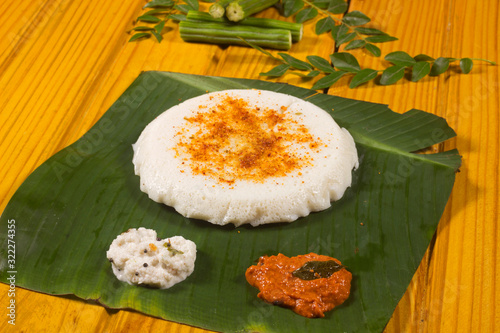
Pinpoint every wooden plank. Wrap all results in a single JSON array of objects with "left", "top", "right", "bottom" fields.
[
  {"left": 0, "top": 0, "right": 59, "bottom": 69},
  {"left": 330, "top": 1, "right": 455, "bottom": 332},
  {"left": 0, "top": 0, "right": 498, "bottom": 332},
  {"left": 328, "top": 1, "right": 499, "bottom": 332},
  {"left": 424, "top": 1, "right": 499, "bottom": 331},
  {"left": 0, "top": 0, "right": 143, "bottom": 212}
]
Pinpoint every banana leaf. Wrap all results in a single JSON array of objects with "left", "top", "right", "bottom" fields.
[{"left": 0, "top": 72, "right": 460, "bottom": 332}]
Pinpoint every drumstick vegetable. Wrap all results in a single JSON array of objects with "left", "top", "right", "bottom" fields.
[
  {"left": 179, "top": 20, "right": 292, "bottom": 50},
  {"left": 225, "top": 0, "right": 279, "bottom": 22},
  {"left": 208, "top": 0, "right": 232, "bottom": 18},
  {"left": 186, "top": 10, "right": 303, "bottom": 42}
]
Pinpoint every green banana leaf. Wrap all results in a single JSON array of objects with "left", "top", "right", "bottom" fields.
[{"left": 0, "top": 72, "right": 460, "bottom": 332}]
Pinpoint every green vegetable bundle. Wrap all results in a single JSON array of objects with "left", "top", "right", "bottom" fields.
[{"left": 179, "top": 10, "right": 303, "bottom": 50}]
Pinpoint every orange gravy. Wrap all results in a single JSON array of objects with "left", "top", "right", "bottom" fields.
[{"left": 245, "top": 253, "right": 352, "bottom": 318}]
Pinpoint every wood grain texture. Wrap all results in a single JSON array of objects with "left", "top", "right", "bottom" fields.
[
  {"left": 0, "top": 0, "right": 498, "bottom": 332},
  {"left": 333, "top": 1, "right": 499, "bottom": 332}
]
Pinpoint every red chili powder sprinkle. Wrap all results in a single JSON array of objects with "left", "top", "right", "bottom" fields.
[{"left": 173, "top": 95, "right": 323, "bottom": 184}]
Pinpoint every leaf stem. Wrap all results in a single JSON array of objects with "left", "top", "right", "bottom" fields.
[
  {"left": 129, "top": 0, "right": 182, "bottom": 42},
  {"left": 301, "top": 0, "right": 366, "bottom": 41},
  {"left": 469, "top": 58, "right": 497, "bottom": 65},
  {"left": 301, "top": 0, "right": 342, "bottom": 24},
  {"left": 239, "top": 37, "right": 287, "bottom": 61}
]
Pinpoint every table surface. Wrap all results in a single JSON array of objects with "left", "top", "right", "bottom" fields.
[{"left": 0, "top": 0, "right": 498, "bottom": 332}]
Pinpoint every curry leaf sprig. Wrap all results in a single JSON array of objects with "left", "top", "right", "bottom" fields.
[
  {"left": 250, "top": 45, "right": 496, "bottom": 89},
  {"left": 249, "top": 0, "right": 496, "bottom": 88},
  {"left": 282, "top": 0, "right": 397, "bottom": 57},
  {"left": 129, "top": 0, "right": 198, "bottom": 42},
  {"left": 132, "top": 0, "right": 496, "bottom": 89}
]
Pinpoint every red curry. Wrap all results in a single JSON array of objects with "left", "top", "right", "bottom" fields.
[{"left": 245, "top": 253, "right": 352, "bottom": 318}]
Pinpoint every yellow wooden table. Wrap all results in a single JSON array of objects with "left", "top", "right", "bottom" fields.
[{"left": 1, "top": 0, "right": 498, "bottom": 331}]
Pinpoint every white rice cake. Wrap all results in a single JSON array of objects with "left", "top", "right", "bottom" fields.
[
  {"left": 132, "top": 89, "right": 358, "bottom": 227},
  {"left": 106, "top": 227, "right": 196, "bottom": 289}
]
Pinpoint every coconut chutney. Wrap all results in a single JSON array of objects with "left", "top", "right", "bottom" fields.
[{"left": 106, "top": 228, "right": 196, "bottom": 289}]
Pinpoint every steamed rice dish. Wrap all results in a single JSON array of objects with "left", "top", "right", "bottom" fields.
[{"left": 132, "top": 89, "right": 358, "bottom": 227}]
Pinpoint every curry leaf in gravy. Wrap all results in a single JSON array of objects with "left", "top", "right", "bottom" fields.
[{"left": 292, "top": 260, "right": 344, "bottom": 280}]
